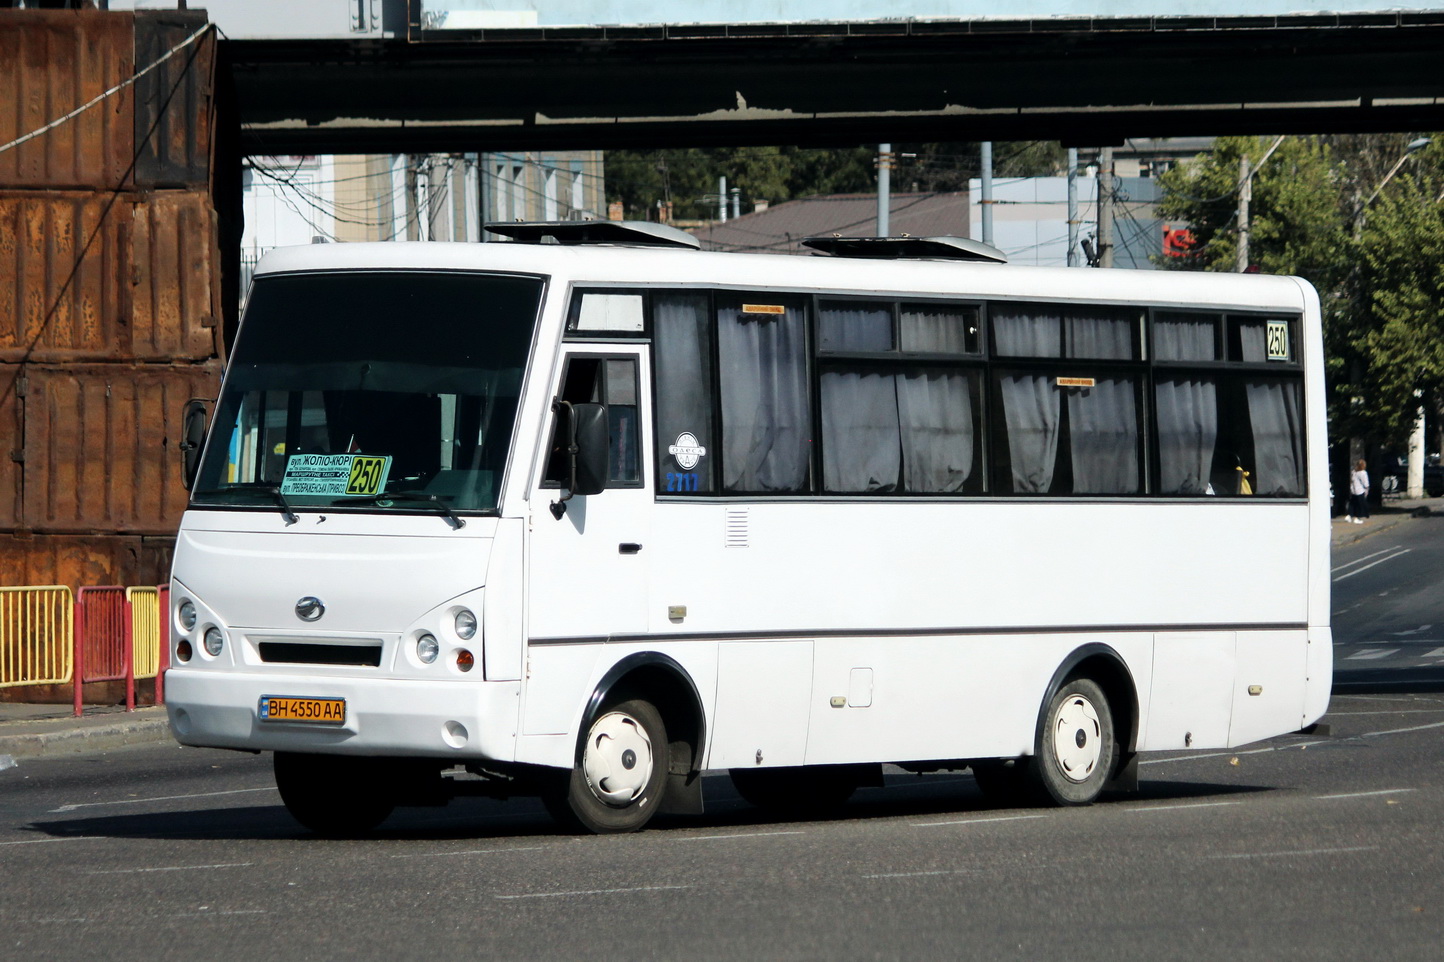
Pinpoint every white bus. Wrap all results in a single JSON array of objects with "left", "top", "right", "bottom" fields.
[{"left": 167, "top": 222, "right": 1331, "bottom": 835}]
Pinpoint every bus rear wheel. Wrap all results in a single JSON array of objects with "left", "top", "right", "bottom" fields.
[
  {"left": 547, "top": 698, "right": 669, "bottom": 834},
  {"left": 1033, "top": 678, "right": 1116, "bottom": 806},
  {"left": 273, "top": 752, "right": 397, "bottom": 836}
]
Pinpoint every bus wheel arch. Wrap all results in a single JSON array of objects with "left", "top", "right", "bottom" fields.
[
  {"left": 551, "top": 652, "right": 707, "bottom": 832},
  {"left": 1032, "top": 645, "right": 1139, "bottom": 804}
]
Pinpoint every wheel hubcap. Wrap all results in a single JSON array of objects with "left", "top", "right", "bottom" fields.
[
  {"left": 583, "top": 711, "right": 654, "bottom": 805},
  {"left": 1052, "top": 694, "right": 1102, "bottom": 782}
]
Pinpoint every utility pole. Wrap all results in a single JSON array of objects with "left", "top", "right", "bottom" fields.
[
  {"left": 980, "top": 142, "right": 994, "bottom": 247},
  {"left": 877, "top": 143, "right": 892, "bottom": 236},
  {"left": 1066, "top": 147, "right": 1079, "bottom": 266},
  {"left": 1236, "top": 154, "right": 1252, "bottom": 272},
  {"left": 1097, "top": 147, "right": 1114, "bottom": 268}
]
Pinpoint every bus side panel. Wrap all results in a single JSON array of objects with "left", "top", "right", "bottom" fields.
[
  {"left": 1228, "top": 629, "right": 1308, "bottom": 748},
  {"left": 705, "top": 640, "right": 813, "bottom": 769},
  {"left": 483, "top": 518, "right": 525, "bottom": 681},
  {"left": 522, "top": 644, "right": 602, "bottom": 735},
  {"left": 1302, "top": 626, "right": 1332, "bottom": 726},
  {"left": 804, "top": 633, "right": 1153, "bottom": 766},
  {"left": 1142, "top": 632, "right": 1234, "bottom": 751}
]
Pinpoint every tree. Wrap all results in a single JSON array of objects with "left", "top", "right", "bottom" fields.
[
  {"left": 1155, "top": 133, "right": 1444, "bottom": 452},
  {"left": 604, "top": 142, "right": 1064, "bottom": 221}
]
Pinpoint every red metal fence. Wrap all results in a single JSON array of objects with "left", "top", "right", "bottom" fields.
[{"left": 71, "top": 584, "right": 169, "bottom": 715}]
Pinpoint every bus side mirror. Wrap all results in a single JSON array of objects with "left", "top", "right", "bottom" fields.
[
  {"left": 571, "top": 402, "right": 609, "bottom": 497},
  {"left": 180, "top": 398, "right": 209, "bottom": 490}
]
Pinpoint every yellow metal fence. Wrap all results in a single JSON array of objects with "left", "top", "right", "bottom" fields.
[
  {"left": 126, "top": 586, "right": 162, "bottom": 680},
  {"left": 0, "top": 586, "right": 75, "bottom": 688}
]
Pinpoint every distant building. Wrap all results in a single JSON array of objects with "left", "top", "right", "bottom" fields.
[
  {"left": 969, "top": 175, "right": 1163, "bottom": 269},
  {"left": 241, "top": 150, "right": 606, "bottom": 296},
  {"left": 689, "top": 192, "right": 970, "bottom": 254}
]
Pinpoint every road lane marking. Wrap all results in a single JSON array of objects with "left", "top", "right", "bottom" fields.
[
  {"left": 1331, "top": 547, "right": 1403, "bottom": 572},
  {"left": 495, "top": 885, "right": 691, "bottom": 900},
  {"left": 1315, "top": 788, "right": 1416, "bottom": 799},
  {"left": 51, "top": 786, "right": 275, "bottom": 813},
  {"left": 1362, "top": 719, "right": 1444, "bottom": 737},
  {"left": 1137, "top": 739, "right": 1328, "bottom": 762},
  {"left": 1425, "top": 647, "right": 1444, "bottom": 659},
  {"left": 1346, "top": 648, "right": 1400, "bottom": 660},
  {"left": 913, "top": 814, "right": 1047, "bottom": 827},
  {"left": 678, "top": 831, "right": 805, "bottom": 842},
  {"left": 1128, "top": 801, "right": 1241, "bottom": 813},
  {"left": 0, "top": 835, "right": 99, "bottom": 846},
  {"left": 390, "top": 846, "right": 547, "bottom": 859},
  {"left": 1333, "top": 548, "right": 1411, "bottom": 582},
  {"left": 1205, "top": 846, "right": 1376, "bottom": 860},
  {"left": 863, "top": 870, "right": 970, "bottom": 879},
  {"left": 1326, "top": 709, "right": 1444, "bottom": 715},
  {"left": 85, "top": 862, "right": 253, "bottom": 875}
]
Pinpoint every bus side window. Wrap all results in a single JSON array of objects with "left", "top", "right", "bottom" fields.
[{"left": 543, "top": 356, "right": 642, "bottom": 488}]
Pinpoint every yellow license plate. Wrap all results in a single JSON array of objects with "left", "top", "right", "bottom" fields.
[{"left": 258, "top": 695, "right": 346, "bottom": 725}]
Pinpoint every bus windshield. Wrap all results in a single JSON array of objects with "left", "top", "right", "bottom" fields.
[{"left": 192, "top": 270, "right": 544, "bottom": 516}]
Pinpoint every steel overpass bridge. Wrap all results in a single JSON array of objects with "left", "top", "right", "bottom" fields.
[{"left": 224, "top": 11, "right": 1444, "bottom": 155}]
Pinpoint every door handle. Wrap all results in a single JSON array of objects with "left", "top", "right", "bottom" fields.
[{"left": 618, "top": 543, "right": 643, "bottom": 554}]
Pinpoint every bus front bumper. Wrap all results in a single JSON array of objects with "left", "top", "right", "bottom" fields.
[{"left": 164, "top": 669, "right": 520, "bottom": 761}]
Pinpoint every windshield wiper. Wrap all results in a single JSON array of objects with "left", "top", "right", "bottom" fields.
[
  {"left": 261, "top": 485, "right": 299, "bottom": 526},
  {"left": 333, "top": 490, "right": 466, "bottom": 530},
  {"left": 190, "top": 485, "right": 298, "bottom": 525}
]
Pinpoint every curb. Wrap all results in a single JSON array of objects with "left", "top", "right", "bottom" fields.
[
  {"left": 0, "top": 712, "right": 173, "bottom": 761},
  {"left": 1331, "top": 515, "right": 1406, "bottom": 547}
]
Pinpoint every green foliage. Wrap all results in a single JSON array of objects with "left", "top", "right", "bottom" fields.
[
  {"left": 603, "top": 142, "right": 1063, "bottom": 220},
  {"left": 1158, "top": 133, "right": 1444, "bottom": 449}
]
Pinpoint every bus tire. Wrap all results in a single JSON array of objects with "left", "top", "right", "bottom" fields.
[
  {"left": 1032, "top": 678, "right": 1116, "bottom": 806},
  {"left": 550, "top": 698, "right": 669, "bottom": 834},
  {"left": 728, "top": 765, "right": 860, "bottom": 814},
  {"left": 273, "top": 752, "right": 396, "bottom": 836}
]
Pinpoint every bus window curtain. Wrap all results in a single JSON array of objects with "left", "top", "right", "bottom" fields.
[
  {"left": 1155, "top": 314, "right": 1216, "bottom": 361},
  {"left": 993, "top": 306, "right": 1062, "bottom": 357},
  {"left": 1000, "top": 373, "right": 1060, "bottom": 493},
  {"left": 819, "top": 303, "right": 892, "bottom": 353},
  {"left": 718, "top": 302, "right": 810, "bottom": 492},
  {"left": 1067, "top": 377, "right": 1140, "bottom": 493},
  {"left": 898, "top": 369, "right": 974, "bottom": 492},
  {"left": 821, "top": 370, "right": 900, "bottom": 492},
  {"left": 1156, "top": 376, "right": 1219, "bottom": 494},
  {"left": 900, "top": 305, "right": 974, "bottom": 354},
  {"left": 653, "top": 294, "right": 715, "bottom": 491},
  {"left": 1246, "top": 378, "right": 1305, "bottom": 495},
  {"left": 1065, "top": 307, "right": 1135, "bottom": 359}
]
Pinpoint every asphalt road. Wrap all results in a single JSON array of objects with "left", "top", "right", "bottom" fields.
[{"left": 3, "top": 520, "right": 1443, "bottom": 961}]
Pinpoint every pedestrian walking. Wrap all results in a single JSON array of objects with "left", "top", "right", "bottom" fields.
[{"left": 1347, "top": 459, "right": 1370, "bottom": 523}]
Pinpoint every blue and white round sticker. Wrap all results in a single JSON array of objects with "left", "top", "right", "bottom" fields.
[{"left": 668, "top": 432, "right": 707, "bottom": 470}]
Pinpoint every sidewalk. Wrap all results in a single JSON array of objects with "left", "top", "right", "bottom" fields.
[
  {"left": 0, "top": 702, "right": 172, "bottom": 763},
  {"left": 1331, "top": 494, "right": 1440, "bottom": 547}
]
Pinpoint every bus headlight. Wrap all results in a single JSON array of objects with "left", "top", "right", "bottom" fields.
[
  {"left": 178, "top": 600, "right": 197, "bottom": 632},
  {"left": 454, "top": 609, "right": 477, "bottom": 640},
  {"left": 416, "top": 633, "right": 440, "bottom": 665},
  {"left": 202, "top": 627, "right": 224, "bottom": 657}
]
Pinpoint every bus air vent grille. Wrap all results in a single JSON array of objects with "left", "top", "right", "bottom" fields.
[
  {"left": 725, "top": 508, "right": 749, "bottom": 548},
  {"left": 258, "top": 642, "right": 382, "bottom": 668}
]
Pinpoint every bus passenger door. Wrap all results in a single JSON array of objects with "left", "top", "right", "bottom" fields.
[{"left": 528, "top": 350, "right": 652, "bottom": 641}]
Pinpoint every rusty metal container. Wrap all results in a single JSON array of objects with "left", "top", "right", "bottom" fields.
[
  {"left": 0, "top": 532, "right": 174, "bottom": 596},
  {"left": 0, "top": 10, "right": 137, "bottom": 191},
  {"left": 133, "top": 10, "right": 216, "bottom": 190},
  {"left": 0, "top": 190, "right": 223, "bottom": 363},
  {"left": 0, "top": 360, "right": 223, "bottom": 535}
]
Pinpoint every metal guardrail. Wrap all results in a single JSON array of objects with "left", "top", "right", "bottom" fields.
[
  {"left": 0, "top": 586, "right": 75, "bottom": 688},
  {"left": 70, "top": 585, "right": 170, "bottom": 713}
]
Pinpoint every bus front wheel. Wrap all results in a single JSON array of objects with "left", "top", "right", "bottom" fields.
[
  {"left": 548, "top": 698, "right": 669, "bottom": 834},
  {"left": 1033, "top": 678, "right": 1116, "bottom": 806},
  {"left": 273, "top": 752, "right": 396, "bottom": 836}
]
